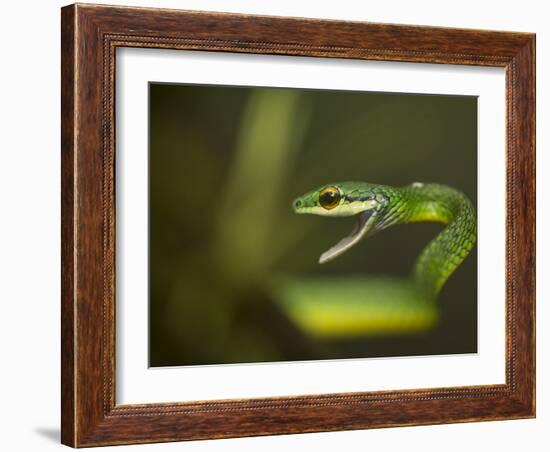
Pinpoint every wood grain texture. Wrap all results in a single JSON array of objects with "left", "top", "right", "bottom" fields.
[
  {"left": 60, "top": 5, "right": 76, "bottom": 446},
  {"left": 61, "top": 3, "right": 536, "bottom": 447}
]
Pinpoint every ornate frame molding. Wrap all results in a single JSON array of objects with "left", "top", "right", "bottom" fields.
[{"left": 61, "top": 4, "right": 535, "bottom": 447}]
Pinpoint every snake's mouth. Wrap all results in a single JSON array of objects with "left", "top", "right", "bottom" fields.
[{"left": 319, "top": 209, "right": 376, "bottom": 264}]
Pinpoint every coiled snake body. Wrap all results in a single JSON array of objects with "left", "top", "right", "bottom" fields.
[{"left": 279, "top": 182, "right": 476, "bottom": 338}]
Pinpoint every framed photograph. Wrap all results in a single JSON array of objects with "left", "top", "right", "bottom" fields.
[{"left": 61, "top": 3, "right": 535, "bottom": 447}]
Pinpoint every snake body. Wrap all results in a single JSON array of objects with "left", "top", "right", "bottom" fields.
[{"left": 280, "top": 182, "right": 476, "bottom": 337}]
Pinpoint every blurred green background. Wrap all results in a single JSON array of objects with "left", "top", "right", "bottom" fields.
[{"left": 149, "top": 82, "right": 477, "bottom": 367}]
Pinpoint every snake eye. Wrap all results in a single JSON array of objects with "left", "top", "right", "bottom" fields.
[{"left": 319, "top": 186, "right": 341, "bottom": 210}]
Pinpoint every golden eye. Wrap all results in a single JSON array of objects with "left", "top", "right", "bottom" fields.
[{"left": 319, "top": 186, "right": 341, "bottom": 210}]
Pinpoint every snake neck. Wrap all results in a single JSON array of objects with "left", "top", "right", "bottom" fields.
[{"left": 376, "top": 183, "right": 476, "bottom": 297}]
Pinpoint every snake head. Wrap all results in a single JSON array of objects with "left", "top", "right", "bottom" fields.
[{"left": 293, "top": 182, "right": 389, "bottom": 264}]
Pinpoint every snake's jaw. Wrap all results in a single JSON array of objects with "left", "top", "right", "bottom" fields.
[{"left": 319, "top": 209, "right": 377, "bottom": 264}]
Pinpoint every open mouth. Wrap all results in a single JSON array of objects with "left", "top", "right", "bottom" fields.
[{"left": 319, "top": 210, "right": 375, "bottom": 264}]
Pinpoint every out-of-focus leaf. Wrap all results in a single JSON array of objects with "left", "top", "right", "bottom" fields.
[{"left": 212, "top": 88, "right": 311, "bottom": 283}]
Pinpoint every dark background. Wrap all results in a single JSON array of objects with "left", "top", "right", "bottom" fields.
[{"left": 149, "top": 83, "right": 477, "bottom": 367}]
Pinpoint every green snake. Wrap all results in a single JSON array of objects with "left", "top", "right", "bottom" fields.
[{"left": 277, "top": 182, "right": 476, "bottom": 338}]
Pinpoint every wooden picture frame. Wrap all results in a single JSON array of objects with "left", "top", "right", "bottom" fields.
[{"left": 61, "top": 3, "right": 535, "bottom": 447}]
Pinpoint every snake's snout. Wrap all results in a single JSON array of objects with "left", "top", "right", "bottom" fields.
[{"left": 293, "top": 199, "right": 303, "bottom": 210}]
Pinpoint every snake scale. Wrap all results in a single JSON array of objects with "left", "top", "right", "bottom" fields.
[{"left": 277, "top": 182, "right": 477, "bottom": 338}]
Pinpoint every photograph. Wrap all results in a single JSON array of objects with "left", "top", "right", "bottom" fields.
[
  {"left": 148, "top": 82, "right": 478, "bottom": 367},
  {"left": 55, "top": 3, "right": 536, "bottom": 447}
]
